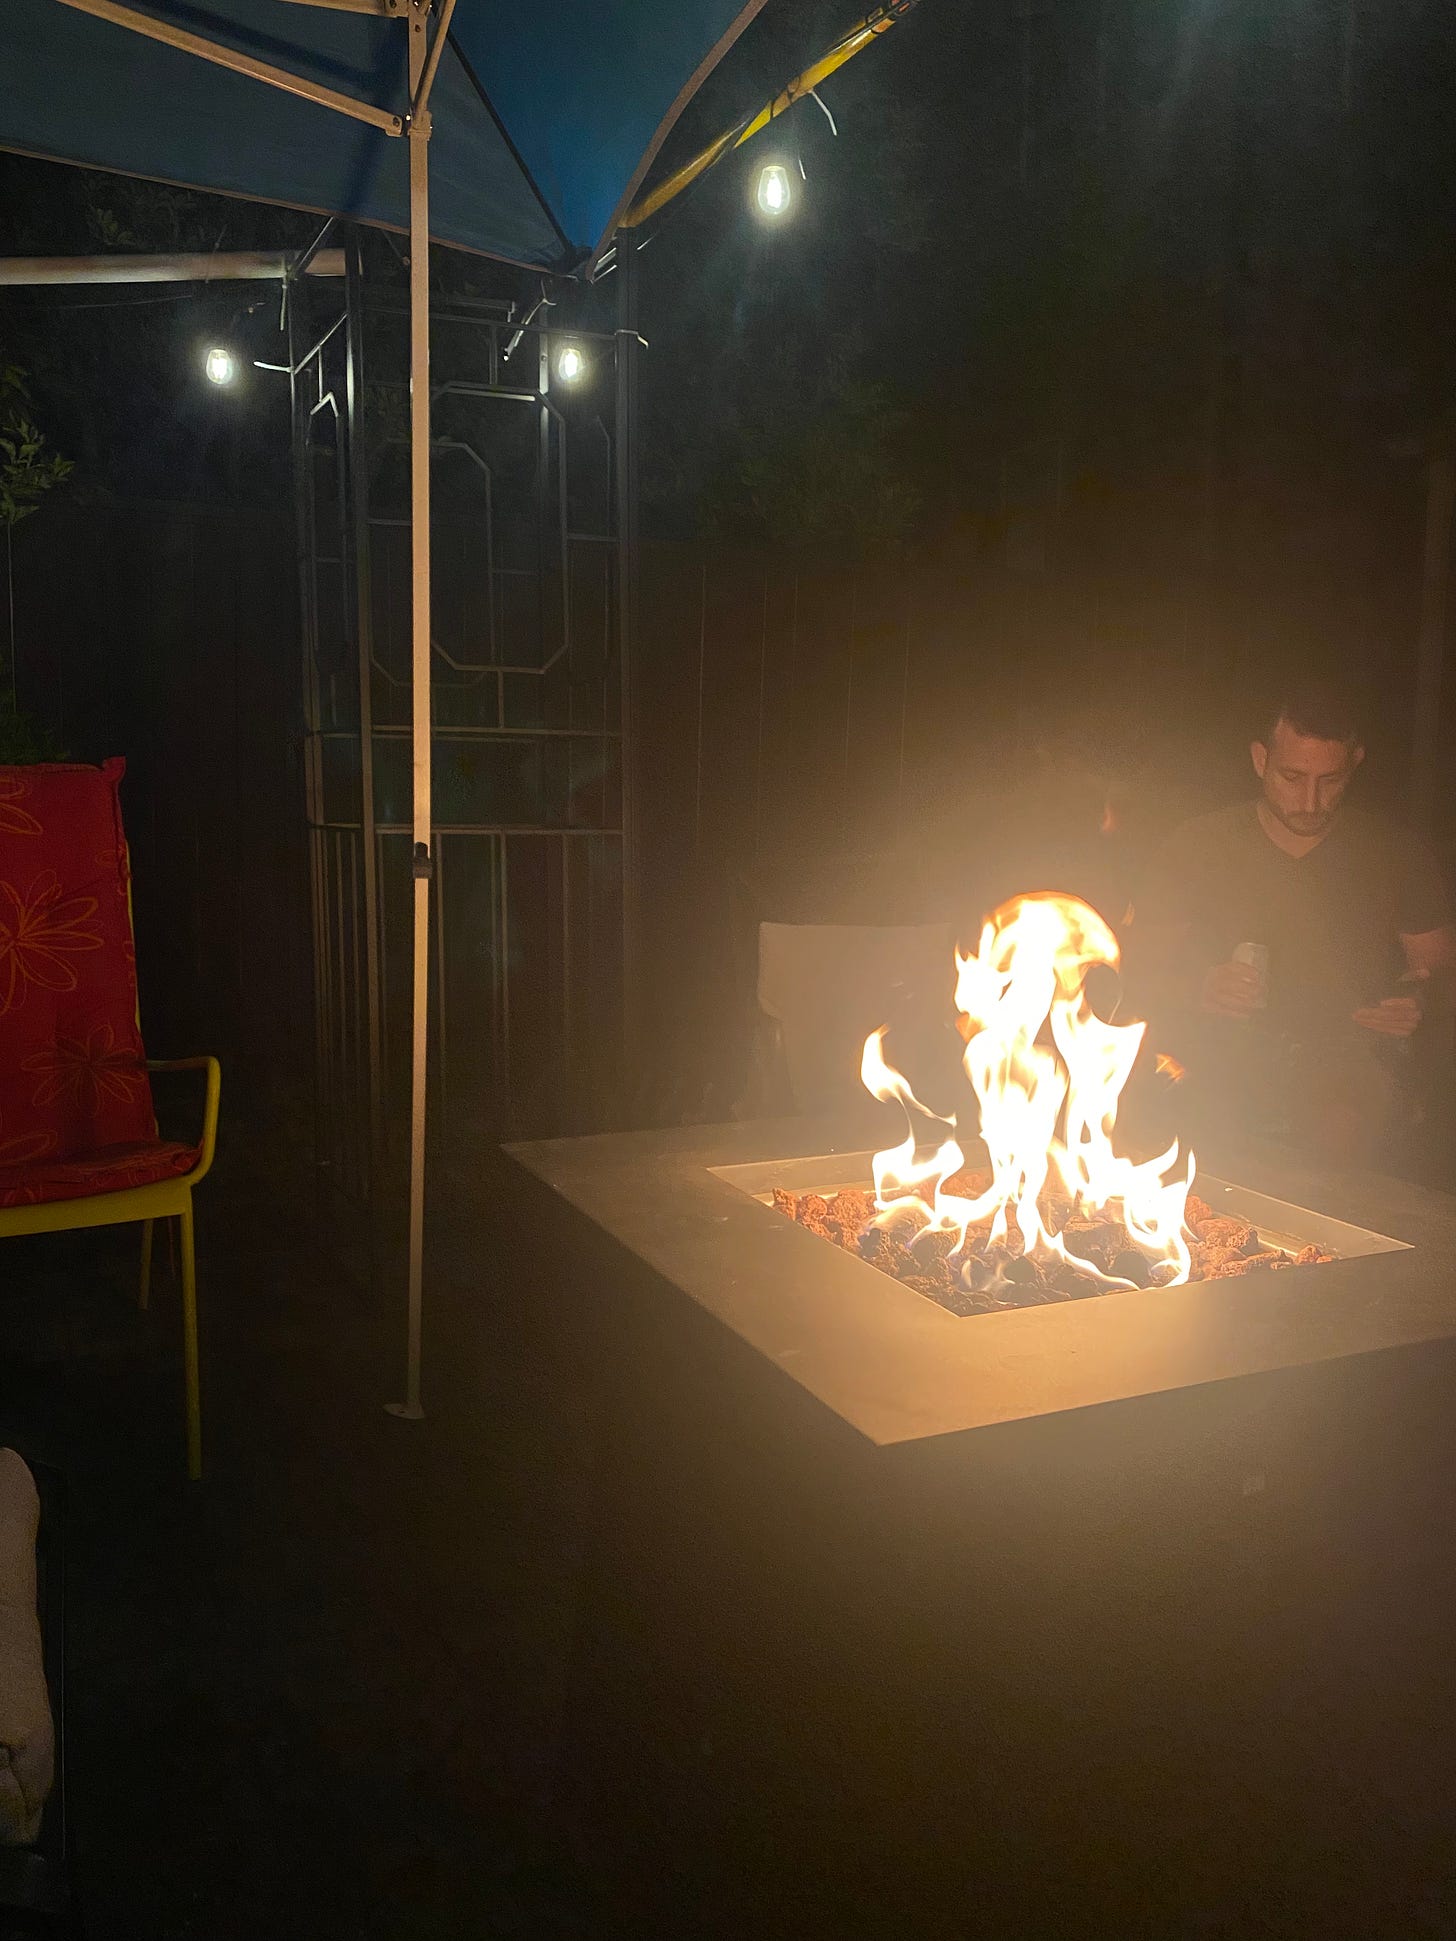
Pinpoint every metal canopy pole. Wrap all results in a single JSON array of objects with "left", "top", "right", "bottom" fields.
[
  {"left": 387, "top": 0, "right": 454, "bottom": 1421},
  {"left": 57, "top": 0, "right": 449, "bottom": 1422},
  {"left": 344, "top": 231, "right": 385, "bottom": 1222},
  {"left": 614, "top": 234, "right": 641, "bottom": 1065}
]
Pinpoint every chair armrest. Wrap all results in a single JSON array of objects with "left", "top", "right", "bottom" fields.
[{"left": 146, "top": 1057, "right": 222, "bottom": 1185}]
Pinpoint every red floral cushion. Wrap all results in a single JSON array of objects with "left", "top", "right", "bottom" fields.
[
  {"left": 0, "top": 1139, "right": 197, "bottom": 1209},
  {"left": 0, "top": 760, "right": 163, "bottom": 1206}
]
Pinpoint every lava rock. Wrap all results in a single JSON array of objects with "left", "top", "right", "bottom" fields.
[
  {"left": 1052, "top": 1264, "right": 1099, "bottom": 1298},
  {"left": 1064, "top": 1222, "right": 1121, "bottom": 1263},
  {"left": 1109, "top": 1250, "right": 1153, "bottom": 1288},
  {"left": 906, "top": 1274, "right": 953, "bottom": 1301},
  {"left": 959, "top": 1253, "right": 994, "bottom": 1291},
  {"left": 906, "top": 1237, "right": 954, "bottom": 1285},
  {"left": 859, "top": 1227, "right": 909, "bottom": 1273},
  {"left": 913, "top": 1230, "right": 959, "bottom": 1265},
  {"left": 933, "top": 1285, "right": 985, "bottom": 1318},
  {"left": 1002, "top": 1256, "right": 1041, "bottom": 1288}
]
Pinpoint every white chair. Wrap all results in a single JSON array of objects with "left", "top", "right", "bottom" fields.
[{"left": 747, "top": 920, "right": 957, "bottom": 1117}]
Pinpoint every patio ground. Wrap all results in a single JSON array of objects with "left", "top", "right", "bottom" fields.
[
  {"left": 1, "top": 1146, "right": 603, "bottom": 1939},
  {"left": 6, "top": 1139, "right": 1456, "bottom": 1939}
]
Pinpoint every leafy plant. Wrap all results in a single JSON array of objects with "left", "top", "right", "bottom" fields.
[
  {"left": 1, "top": 358, "right": 73, "bottom": 762},
  {"left": 84, "top": 203, "right": 139, "bottom": 252},
  {"left": 0, "top": 362, "right": 74, "bottom": 529},
  {"left": 0, "top": 691, "right": 63, "bottom": 764}
]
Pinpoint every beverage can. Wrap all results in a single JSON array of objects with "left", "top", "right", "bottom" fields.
[
  {"left": 1232, "top": 940, "right": 1270, "bottom": 1013},
  {"left": 1232, "top": 941, "right": 1269, "bottom": 977}
]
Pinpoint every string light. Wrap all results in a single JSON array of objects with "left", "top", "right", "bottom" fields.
[
  {"left": 755, "top": 163, "right": 792, "bottom": 219},
  {"left": 204, "top": 345, "right": 237, "bottom": 386},
  {"left": 555, "top": 344, "right": 586, "bottom": 384}
]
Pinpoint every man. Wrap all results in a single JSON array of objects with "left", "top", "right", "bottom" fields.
[{"left": 1135, "top": 679, "right": 1455, "bottom": 1166}]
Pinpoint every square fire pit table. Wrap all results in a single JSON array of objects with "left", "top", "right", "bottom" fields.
[
  {"left": 508, "top": 1112, "right": 1453, "bottom": 1445},
  {"left": 506, "top": 1115, "right": 1456, "bottom": 1934}
]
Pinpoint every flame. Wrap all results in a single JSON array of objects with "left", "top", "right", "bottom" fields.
[
  {"left": 860, "top": 1028, "right": 964, "bottom": 1210},
  {"left": 1155, "top": 1052, "right": 1186, "bottom": 1084},
  {"left": 864, "top": 893, "right": 1194, "bottom": 1289}
]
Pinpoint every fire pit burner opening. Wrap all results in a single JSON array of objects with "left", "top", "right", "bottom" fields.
[
  {"left": 770, "top": 1172, "right": 1333, "bottom": 1319},
  {"left": 709, "top": 1150, "right": 1412, "bottom": 1326}
]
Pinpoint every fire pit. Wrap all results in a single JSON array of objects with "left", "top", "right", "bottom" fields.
[
  {"left": 511, "top": 892, "right": 1441, "bottom": 1440},
  {"left": 507, "top": 1115, "right": 1429, "bottom": 1445},
  {"left": 507, "top": 1111, "right": 1456, "bottom": 1932},
  {"left": 508, "top": 923, "right": 1456, "bottom": 1941},
  {"left": 505, "top": 894, "right": 1456, "bottom": 1932}
]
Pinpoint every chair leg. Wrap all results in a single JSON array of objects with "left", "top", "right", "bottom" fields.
[
  {"left": 179, "top": 1200, "right": 202, "bottom": 1482},
  {"left": 138, "top": 1219, "right": 154, "bottom": 1311}
]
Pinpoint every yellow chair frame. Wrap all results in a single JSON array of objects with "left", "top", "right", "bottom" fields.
[{"left": 0, "top": 1056, "right": 221, "bottom": 1480}]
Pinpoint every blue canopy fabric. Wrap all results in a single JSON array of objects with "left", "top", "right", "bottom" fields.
[{"left": 0, "top": 0, "right": 770, "bottom": 270}]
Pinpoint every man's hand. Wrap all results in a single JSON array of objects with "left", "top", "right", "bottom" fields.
[
  {"left": 1201, "top": 960, "right": 1266, "bottom": 1020},
  {"left": 1352, "top": 996, "right": 1422, "bottom": 1037},
  {"left": 1352, "top": 979, "right": 1425, "bottom": 1039},
  {"left": 1358, "top": 966, "right": 1428, "bottom": 1032}
]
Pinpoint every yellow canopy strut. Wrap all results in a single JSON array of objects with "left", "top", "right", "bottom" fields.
[{"left": 621, "top": 0, "right": 922, "bottom": 230}]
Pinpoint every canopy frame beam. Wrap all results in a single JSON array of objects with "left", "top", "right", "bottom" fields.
[{"left": 0, "top": 248, "right": 345, "bottom": 284}]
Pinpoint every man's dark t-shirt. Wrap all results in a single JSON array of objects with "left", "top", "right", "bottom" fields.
[{"left": 1140, "top": 802, "right": 1451, "bottom": 1047}]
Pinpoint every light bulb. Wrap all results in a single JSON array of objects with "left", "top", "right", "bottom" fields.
[
  {"left": 204, "top": 345, "right": 236, "bottom": 387},
  {"left": 756, "top": 163, "right": 791, "bottom": 218},
  {"left": 556, "top": 344, "right": 585, "bottom": 384}
]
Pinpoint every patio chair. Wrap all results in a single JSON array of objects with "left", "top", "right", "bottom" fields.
[{"left": 0, "top": 761, "right": 219, "bottom": 1481}]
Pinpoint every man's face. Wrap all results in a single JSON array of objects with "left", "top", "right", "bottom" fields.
[{"left": 1251, "top": 719, "right": 1364, "bottom": 838}]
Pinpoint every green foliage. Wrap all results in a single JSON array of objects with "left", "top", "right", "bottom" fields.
[
  {"left": 85, "top": 204, "right": 138, "bottom": 252},
  {"left": 0, "top": 361, "right": 74, "bottom": 530},
  {"left": 79, "top": 177, "right": 232, "bottom": 256},
  {"left": 0, "top": 358, "right": 73, "bottom": 760},
  {"left": 0, "top": 690, "right": 64, "bottom": 765}
]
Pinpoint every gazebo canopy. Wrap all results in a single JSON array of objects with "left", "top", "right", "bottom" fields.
[{"left": 0, "top": 0, "right": 769, "bottom": 270}]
